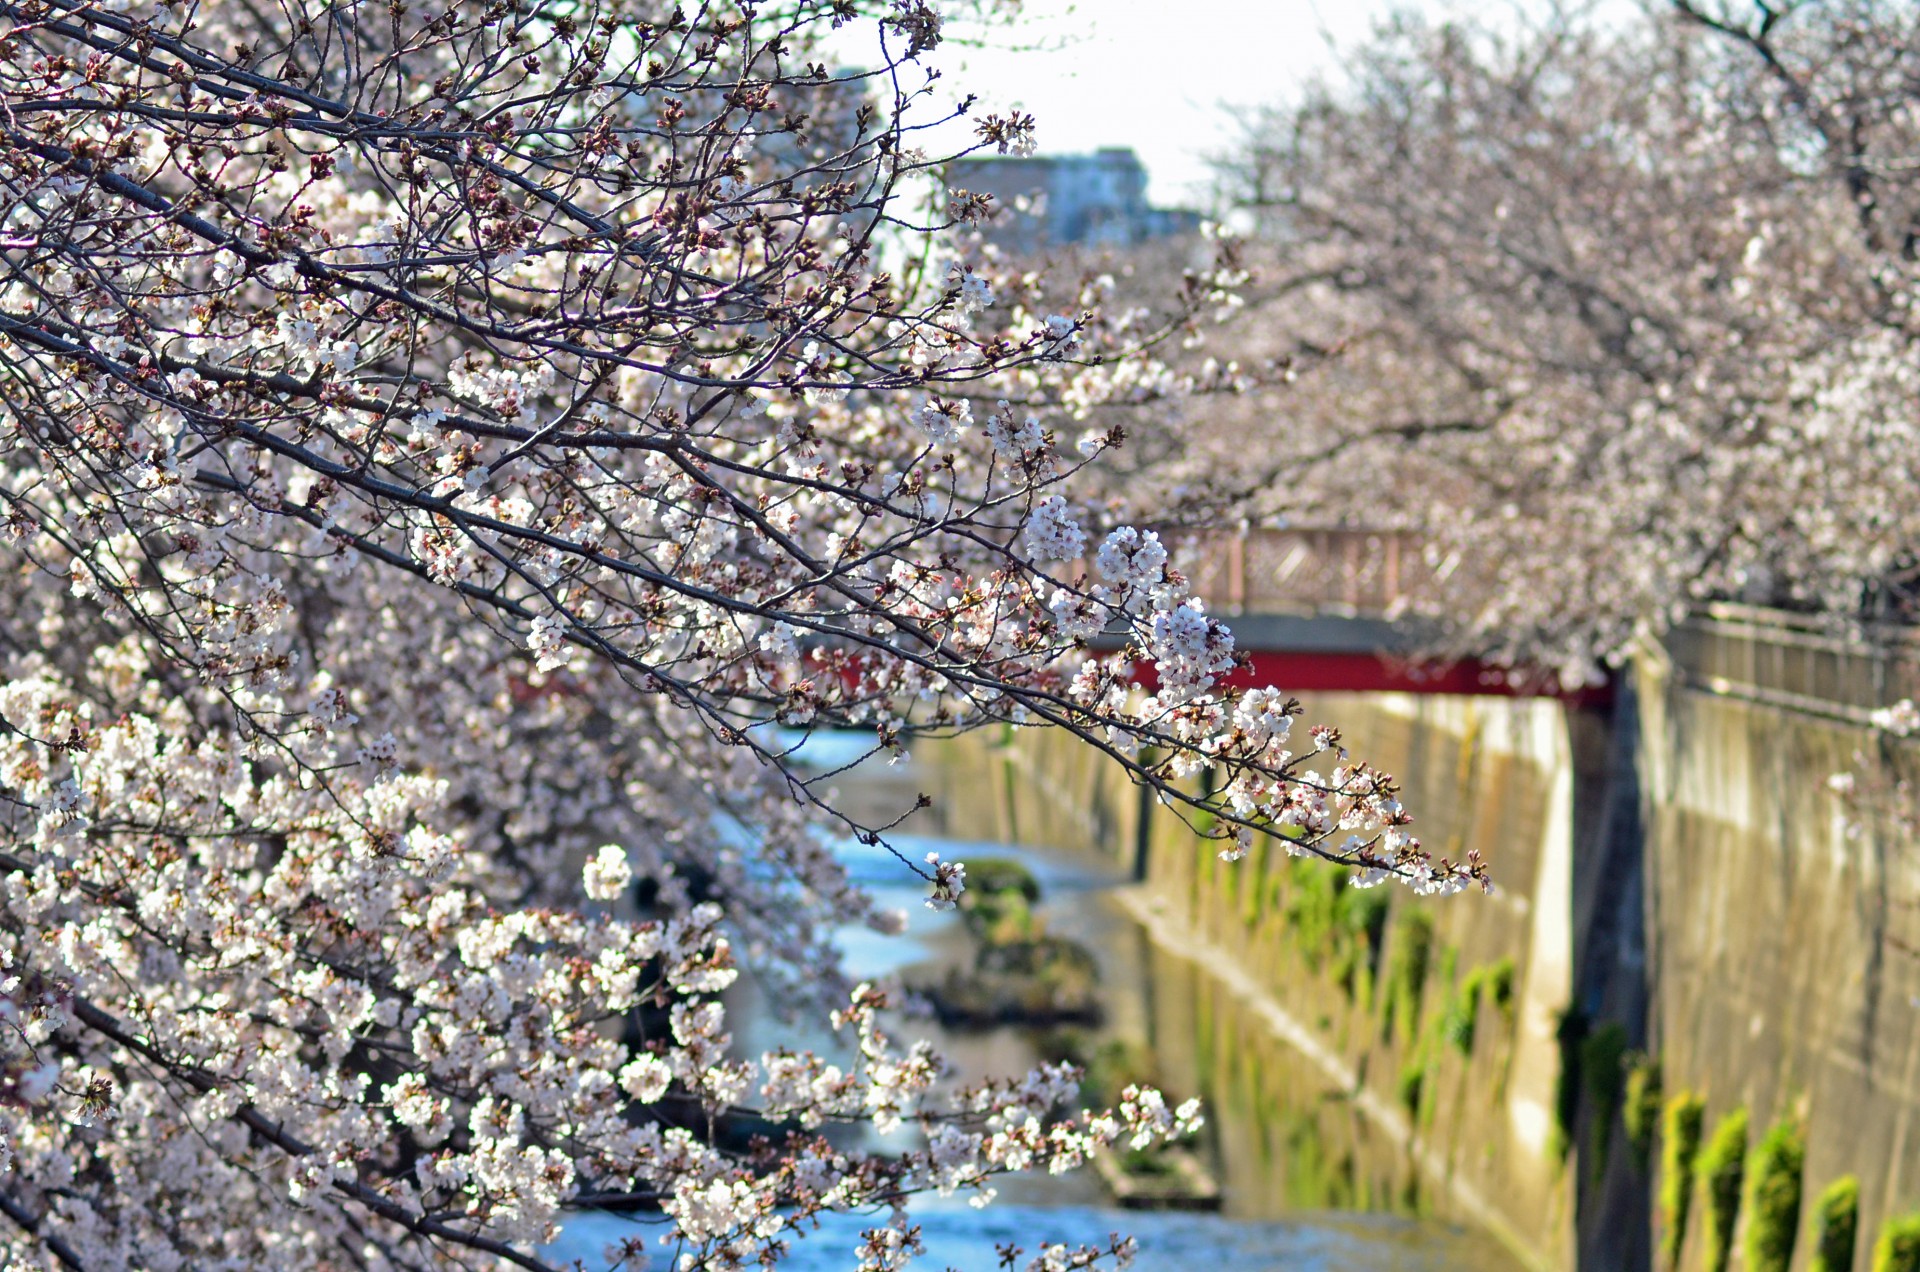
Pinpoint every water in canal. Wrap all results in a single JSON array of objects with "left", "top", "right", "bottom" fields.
[{"left": 548, "top": 740, "right": 1523, "bottom": 1270}]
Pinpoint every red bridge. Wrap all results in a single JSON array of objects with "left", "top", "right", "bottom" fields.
[{"left": 1127, "top": 528, "right": 1609, "bottom": 705}]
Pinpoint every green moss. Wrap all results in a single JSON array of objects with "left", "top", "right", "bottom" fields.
[
  {"left": 1340, "top": 885, "right": 1391, "bottom": 951},
  {"left": 1444, "top": 958, "right": 1516, "bottom": 1056},
  {"left": 1660, "top": 1091, "right": 1706, "bottom": 1270},
  {"left": 1743, "top": 1117, "right": 1805, "bottom": 1272},
  {"left": 1622, "top": 1053, "right": 1662, "bottom": 1169},
  {"left": 927, "top": 936, "right": 1101, "bottom": 1027},
  {"left": 1119, "top": 1145, "right": 1181, "bottom": 1176},
  {"left": 1811, "top": 1175, "right": 1860, "bottom": 1272},
  {"left": 1381, "top": 909, "right": 1435, "bottom": 1045},
  {"left": 967, "top": 889, "right": 1038, "bottom": 943},
  {"left": 1351, "top": 961, "right": 1375, "bottom": 1015},
  {"left": 1482, "top": 957, "right": 1516, "bottom": 1023},
  {"left": 1441, "top": 981, "right": 1479, "bottom": 1054},
  {"left": 1285, "top": 860, "right": 1392, "bottom": 1007},
  {"left": 1328, "top": 932, "right": 1361, "bottom": 1001},
  {"left": 1580, "top": 1023, "right": 1630, "bottom": 1179},
  {"left": 1699, "top": 1107, "right": 1749, "bottom": 1272},
  {"left": 957, "top": 858, "right": 1045, "bottom": 942},
  {"left": 1875, "top": 1212, "right": 1920, "bottom": 1272},
  {"left": 1239, "top": 842, "right": 1265, "bottom": 928},
  {"left": 1432, "top": 946, "right": 1459, "bottom": 1050},
  {"left": 1336, "top": 884, "right": 1389, "bottom": 1006},
  {"left": 1397, "top": 1056, "right": 1425, "bottom": 1115},
  {"left": 1284, "top": 862, "right": 1341, "bottom": 954},
  {"left": 959, "top": 857, "right": 1040, "bottom": 902}
]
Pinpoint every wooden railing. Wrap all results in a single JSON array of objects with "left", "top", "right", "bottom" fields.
[
  {"left": 1666, "top": 603, "right": 1920, "bottom": 725},
  {"left": 1164, "top": 527, "right": 1425, "bottom": 617}
]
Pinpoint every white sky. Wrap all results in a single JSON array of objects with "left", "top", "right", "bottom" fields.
[{"left": 919, "top": 0, "right": 1406, "bottom": 206}]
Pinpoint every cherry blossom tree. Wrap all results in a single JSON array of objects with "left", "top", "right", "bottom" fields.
[
  {"left": 1204, "top": 1, "right": 1920, "bottom": 679},
  {"left": 0, "top": 0, "right": 1486, "bottom": 1266}
]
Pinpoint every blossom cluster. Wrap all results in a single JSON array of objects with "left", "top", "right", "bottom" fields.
[{"left": 0, "top": 661, "right": 1208, "bottom": 1269}]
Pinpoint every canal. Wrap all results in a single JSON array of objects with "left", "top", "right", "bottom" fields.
[{"left": 547, "top": 736, "right": 1525, "bottom": 1269}]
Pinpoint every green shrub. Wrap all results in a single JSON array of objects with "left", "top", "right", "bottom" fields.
[
  {"left": 1580, "top": 1023, "right": 1630, "bottom": 1179},
  {"left": 1743, "top": 1117, "right": 1805, "bottom": 1272},
  {"left": 1699, "top": 1107, "right": 1749, "bottom": 1272},
  {"left": 1660, "top": 1091, "right": 1707, "bottom": 1269},
  {"left": 1876, "top": 1212, "right": 1920, "bottom": 1272},
  {"left": 1622, "top": 1054, "right": 1662, "bottom": 1169},
  {"left": 1811, "top": 1175, "right": 1860, "bottom": 1272},
  {"left": 1552, "top": 1009, "right": 1589, "bottom": 1161}
]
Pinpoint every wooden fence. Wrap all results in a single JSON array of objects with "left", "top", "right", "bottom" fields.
[{"left": 1164, "top": 527, "right": 1423, "bottom": 617}]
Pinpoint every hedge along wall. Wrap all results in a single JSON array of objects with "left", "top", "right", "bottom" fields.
[
  {"left": 1633, "top": 616, "right": 1920, "bottom": 1272},
  {"left": 923, "top": 690, "right": 1593, "bottom": 1270}
]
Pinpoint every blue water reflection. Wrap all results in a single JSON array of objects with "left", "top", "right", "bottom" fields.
[{"left": 549, "top": 1200, "right": 1503, "bottom": 1270}]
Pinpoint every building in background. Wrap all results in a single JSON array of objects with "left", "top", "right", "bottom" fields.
[{"left": 947, "top": 147, "right": 1200, "bottom": 254}]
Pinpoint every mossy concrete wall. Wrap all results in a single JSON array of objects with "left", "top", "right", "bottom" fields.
[
  {"left": 1632, "top": 624, "right": 1920, "bottom": 1272},
  {"left": 925, "top": 694, "right": 1597, "bottom": 1270},
  {"left": 921, "top": 607, "right": 1920, "bottom": 1271}
]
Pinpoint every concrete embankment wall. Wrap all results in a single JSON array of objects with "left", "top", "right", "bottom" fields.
[
  {"left": 1621, "top": 615, "right": 1920, "bottom": 1272},
  {"left": 926, "top": 694, "right": 1596, "bottom": 1270},
  {"left": 921, "top": 607, "right": 1920, "bottom": 1272}
]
